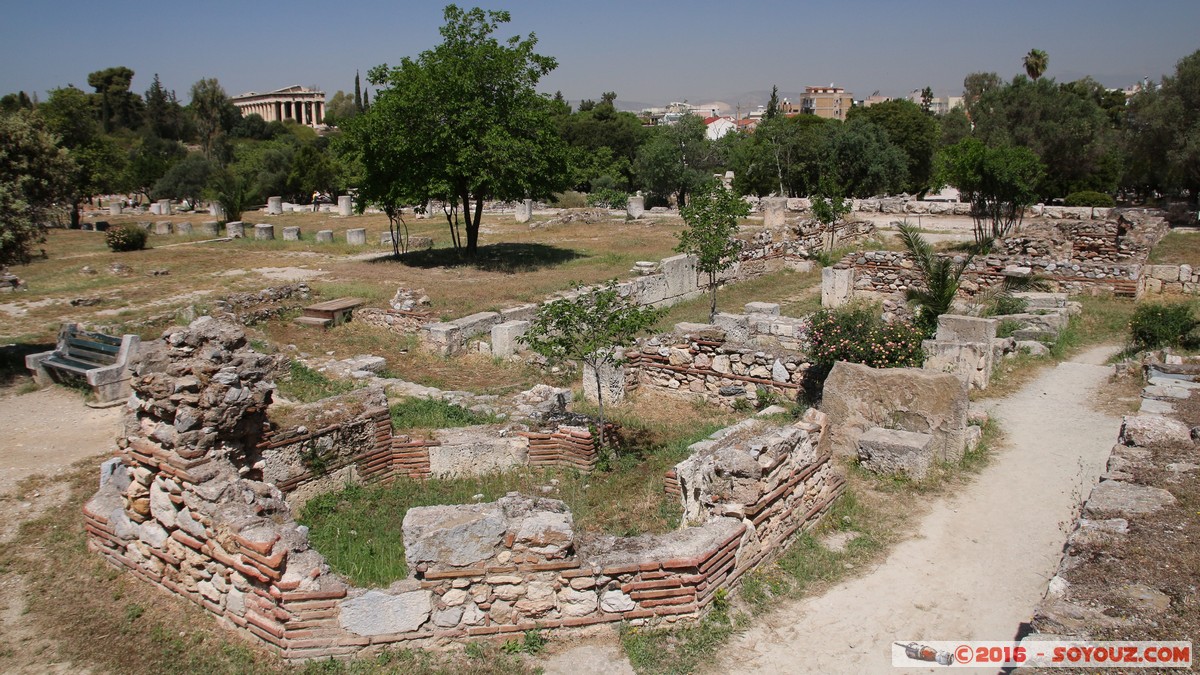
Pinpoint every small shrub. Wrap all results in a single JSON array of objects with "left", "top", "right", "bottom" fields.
[
  {"left": 987, "top": 295, "right": 1028, "bottom": 317},
  {"left": 996, "top": 319, "right": 1025, "bottom": 339},
  {"left": 803, "top": 304, "right": 926, "bottom": 401},
  {"left": 549, "top": 190, "right": 587, "bottom": 208},
  {"left": 1063, "top": 190, "right": 1115, "bottom": 208},
  {"left": 586, "top": 188, "right": 629, "bottom": 209},
  {"left": 105, "top": 224, "right": 148, "bottom": 252},
  {"left": 1129, "top": 302, "right": 1199, "bottom": 351}
]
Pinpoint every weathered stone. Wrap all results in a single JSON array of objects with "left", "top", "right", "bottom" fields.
[
  {"left": 821, "top": 362, "right": 968, "bottom": 462},
  {"left": 315, "top": 229, "right": 333, "bottom": 243},
  {"left": 432, "top": 604, "right": 465, "bottom": 627},
  {"left": 821, "top": 267, "right": 853, "bottom": 308},
  {"left": 338, "top": 195, "right": 352, "bottom": 217},
  {"left": 515, "top": 510, "right": 574, "bottom": 557},
  {"left": 558, "top": 588, "right": 597, "bottom": 617},
  {"left": 282, "top": 226, "right": 301, "bottom": 241},
  {"left": 712, "top": 313, "right": 749, "bottom": 344},
  {"left": 712, "top": 355, "right": 732, "bottom": 374},
  {"left": 626, "top": 195, "right": 644, "bottom": 219},
  {"left": 1084, "top": 481, "right": 1176, "bottom": 516},
  {"left": 934, "top": 314, "right": 997, "bottom": 344},
  {"left": 491, "top": 320, "right": 530, "bottom": 359},
  {"left": 253, "top": 223, "right": 274, "bottom": 240},
  {"left": 339, "top": 589, "right": 432, "bottom": 635},
  {"left": 857, "top": 427, "right": 936, "bottom": 480},
  {"left": 443, "top": 589, "right": 468, "bottom": 606},
  {"left": 584, "top": 352, "right": 626, "bottom": 406},
  {"left": 1120, "top": 414, "right": 1193, "bottom": 448},
  {"left": 346, "top": 228, "right": 367, "bottom": 245},
  {"left": 744, "top": 302, "right": 780, "bottom": 316},
  {"left": 225, "top": 221, "right": 244, "bottom": 238},
  {"left": 267, "top": 196, "right": 282, "bottom": 215},
  {"left": 403, "top": 503, "right": 506, "bottom": 568},
  {"left": 771, "top": 359, "right": 789, "bottom": 382},
  {"left": 600, "top": 589, "right": 635, "bottom": 613}
]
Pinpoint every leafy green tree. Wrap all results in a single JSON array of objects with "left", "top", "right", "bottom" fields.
[
  {"left": 520, "top": 281, "right": 662, "bottom": 448},
  {"left": 0, "top": 111, "right": 74, "bottom": 265},
  {"left": 207, "top": 167, "right": 253, "bottom": 223},
  {"left": 938, "top": 107, "right": 972, "bottom": 148},
  {"left": 188, "top": 78, "right": 237, "bottom": 160},
  {"left": 144, "top": 73, "right": 187, "bottom": 140},
  {"left": 87, "top": 66, "right": 142, "bottom": 132},
  {"left": 677, "top": 181, "right": 750, "bottom": 320},
  {"left": 848, "top": 99, "right": 939, "bottom": 193},
  {"left": 558, "top": 92, "right": 647, "bottom": 191},
  {"left": 39, "top": 86, "right": 127, "bottom": 226},
  {"left": 897, "top": 221, "right": 977, "bottom": 336},
  {"left": 765, "top": 85, "right": 780, "bottom": 120},
  {"left": 1023, "top": 49, "right": 1049, "bottom": 81},
  {"left": 920, "top": 86, "right": 935, "bottom": 114},
  {"left": 822, "top": 117, "right": 908, "bottom": 198},
  {"left": 288, "top": 143, "right": 339, "bottom": 199},
  {"left": 229, "top": 137, "right": 296, "bottom": 203},
  {"left": 634, "top": 114, "right": 715, "bottom": 207},
  {"left": 348, "top": 5, "right": 569, "bottom": 255},
  {"left": 323, "top": 90, "right": 357, "bottom": 127},
  {"left": 152, "top": 153, "right": 214, "bottom": 204},
  {"left": 728, "top": 115, "right": 830, "bottom": 197},
  {"left": 971, "top": 75, "right": 1119, "bottom": 198},
  {"left": 936, "top": 138, "right": 1043, "bottom": 245},
  {"left": 0, "top": 91, "right": 34, "bottom": 114},
  {"left": 962, "top": 71, "right": 1002, "bottom": 120},
  {"left": 1124, "top": 50, "right": 1200, "bottom": 201},
  {"left": 124, "top": 134, "right": 186, "bottom": 201}
]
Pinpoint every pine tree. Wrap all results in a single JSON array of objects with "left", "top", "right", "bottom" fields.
[{"left": 354, "top": 71, "right": 363, "bottom": 112}]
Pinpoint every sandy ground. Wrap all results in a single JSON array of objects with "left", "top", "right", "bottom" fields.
[
  {"left": 717, "top": 345, "right": 1122, "bottom": 675},
  {"left": 0, "top": 386, "right": 120, "bottom": 673}
]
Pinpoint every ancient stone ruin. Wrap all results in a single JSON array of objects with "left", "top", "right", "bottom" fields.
[{"left": 83, "top": 318, "right": 844, "bottom": 660}]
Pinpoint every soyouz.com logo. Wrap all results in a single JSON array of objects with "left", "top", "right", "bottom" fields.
[{"left": 891, "top": 640, "right": 1192, "bottom": 668}]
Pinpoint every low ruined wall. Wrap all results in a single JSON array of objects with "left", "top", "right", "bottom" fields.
[
  {"left": 518, "top": 425, "right": 598, "bottom": 471},
  {"left": 84, "top": 320, "right": 845, "bottom": 661},
  {"left": 623, "top": 318, "right": 811, "bottom": 408},
  {"left": 1140, "top": 263, "right": 1199, "bottom": 295}
]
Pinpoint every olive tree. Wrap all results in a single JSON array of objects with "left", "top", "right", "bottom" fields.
[
  {"left": 677, "top": 181, "right": 749, "bottom": 320},
  {"left": 520, "top": 282, "right": 662, "bottom": 448},
  {"left": 0, "top": 112, "right": 74, "bottom": 266}
]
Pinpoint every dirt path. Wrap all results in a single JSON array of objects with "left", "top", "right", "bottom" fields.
[
  {"left": 0, "top": 386, "right": 119, "bottom": 673},
  {"left": 716, "top": 345, "right": 1122, "bottom": 674}
]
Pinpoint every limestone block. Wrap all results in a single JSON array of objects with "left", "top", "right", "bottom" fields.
[
  {"left": 1012, "top": 292, "right": 1068, "bottom": 309},
  {"left": 761, "top": 196, "right": 787, "bottom": 227},
  {"left": 346, "top": 228, "right": 367, "bottom": 245},
  {"left": 922, "top": 339, "right": 994, "bottom": 390},
  {"left": 225, "top": 221, "right": 244, "bottom": 238},
  {"left": 254, "top": 224, "right": 274, "bottom": 240},
  {"left": 712, "top": 313, "right": 749, "bottom": 344},
  {"left": 452, "top": 311, "right": 502, "bottom": 339},
  {"left": 821, "top": 267, "right": 853, "bottom": 308},
  {"left": 514, "top": 198, "right": 533, "bottom": 224},
  {"left": 267, "top": 196, "right": 282, "bottom": 215},
  {"left": 199, "top": 221, "right": 220, "bottom": 237},
  {"left": 157, "top": 199, "right": 172, "bottom": 215},
  {"left": 174, "top": 221, "right": 192, "bottom": 236},
  {"left": 626, "top": 195, "right": 645, "bottom": 219},
  {"left": 1084, "top": 481, "right": 1177, "bottom": 516},
  {"left": 282, "top": 226, "right": 301, "bottom": 241},
  {"left": 428, "top": 430, "right": 528, "bottom": 478},
  {"left": 857, "top": 427, "right": 936, "bottom": 480},
  {"left": 421, "top": 322, "right": 465, "bottom": 356},
  {"left": 1149, "top": 264, "right": 1181, "bottom": 281},
  {"left": 935, "top": 315, "right": 997, "bottom": 344},
  {"left": 771, "top": 359, "right": 789, "bottom": 382},
  {"left": 403, "top": 503, "right": 506, "bottom": 568},
  {"left": 500, "top": 304, "right": 537, "bottom": 323},
  {"left": 635, "top": 274, "right": 669, "bottom": 306},
  {"left": 339, "top": 589, "right": 432, "bottom": 635},
  {"left": 1119, "top": 414, "right": 1193, "bottom": 448},
  {"left": 492, "top": 320, "right": 530, "bottom": 359},
  {"left": 659, "top": 254, "right": 701, "bottom": 300},
  {"left": 744, "top": 302, "right": 780, "bottom": 316},
  {"left": 584, "top": 356, "right": 626, "bottom": 405},
  {"left": 559, "top": 588, "right": 598, "bottom": 617},
  {"left": 600, "top": 589, "right": 636, "bottom": 613},
  {"left": 821, "top": 362, "right": 968, "bottom": 463},
  {"left": 153, "top": 221, "right": 172, "bottom": 235},
  {"left": 316, "top": 229, "right": 333, "bottom": 243},
  {"left": 338, "top": 195, "right": 352, "bottom": 216}
]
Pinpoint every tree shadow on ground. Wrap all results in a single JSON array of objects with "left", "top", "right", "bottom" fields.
[
  {"left": 373, "top": 243, "right": 585, "bottom": 274},
  {"left": 0, "top": 342, "right": 52, "bottom": 387}
]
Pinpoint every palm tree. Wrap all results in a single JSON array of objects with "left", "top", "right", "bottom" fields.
[
  {"left": 897, "top": 222, "right": 980, "bottom": 336},
  {"left": 1023, "top": 49, "right": 1049, "bottom": 80}
]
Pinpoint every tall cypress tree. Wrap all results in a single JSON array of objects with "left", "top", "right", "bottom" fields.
[{"left": 354, "top": 71, "right": 363, "bottom": 112}]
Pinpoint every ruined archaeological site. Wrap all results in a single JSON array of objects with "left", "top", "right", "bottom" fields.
[{"left": 1, "top": 191, "right": 1197, "bottom": 674}]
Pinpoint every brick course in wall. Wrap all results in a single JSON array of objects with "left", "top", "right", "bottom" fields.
[{"left": 84, "top": 319, "right": 844, "bottom": 661}]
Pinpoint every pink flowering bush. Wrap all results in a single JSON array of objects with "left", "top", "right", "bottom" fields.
[{"left": 802, "top": 304, "right": 925, "bottom": 401}]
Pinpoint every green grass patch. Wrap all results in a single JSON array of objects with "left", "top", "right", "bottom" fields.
[
  {"left": 652, "top": 267, "right": 822, "bottom": 331},
  {"left": 276, "top": 361, "right": 357, "bottom": 403},
  {"left": 389, "top": 397, "right": 497, "bottom": 431},
  {"left": 1149, "top": 230, "right": 1200, "bottom": 264}
]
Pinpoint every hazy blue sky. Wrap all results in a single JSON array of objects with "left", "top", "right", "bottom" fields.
[{"left": 4, "top": 0, "right": 1197, "bottom": 109}]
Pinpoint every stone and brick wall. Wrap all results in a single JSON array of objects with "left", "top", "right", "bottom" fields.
[{"left": 83, "top": 318, "right": 845, "bottom": 661}]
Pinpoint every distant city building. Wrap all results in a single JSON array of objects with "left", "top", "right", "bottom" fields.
[
  {"left": 232, "top": 85, "right": 326, "bottom": 128},
  {"left": 799, "top": 86, "right": 853, "bottom": 120},
  {"left": 703, "top": 116, "right": 737, "bottom": 140},
  {"left": 906, "top": 90, "right": 963, "bottom": 115},
  {"left": 861, "top": 93, "right": 893, "bottom": 108}
]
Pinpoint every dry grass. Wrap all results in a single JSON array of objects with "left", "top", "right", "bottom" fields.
[{"left": 1148, "top": 229, "right": 1200, "bottom": 264}]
